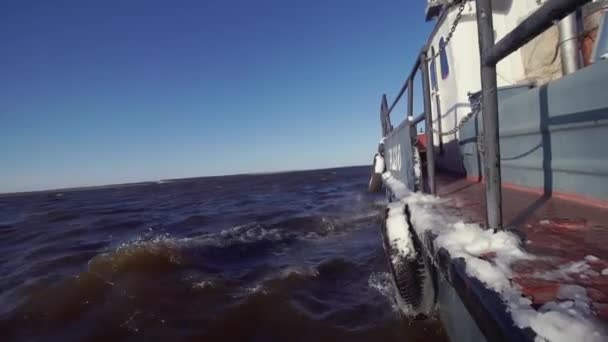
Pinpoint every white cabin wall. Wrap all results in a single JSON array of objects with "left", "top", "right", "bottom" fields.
[
  {"left": 428, "top": 3, "right": 483, "bottom": 172},
  {"left": 426, "top": 0, "right": 545, "bottom": 173}
]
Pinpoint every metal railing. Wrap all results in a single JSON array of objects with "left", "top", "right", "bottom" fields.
[
  {"left": 475, "top": 0, "right": 591, "bottom": 230},
  {"left": 380, "top": 50, "right": 437, "bottom": 195},
  {"left": 379, "top": 0, "right": 591, "bottom": 230}
]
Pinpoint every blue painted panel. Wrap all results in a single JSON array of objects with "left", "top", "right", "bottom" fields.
[
  {"left": 459, "top": 60, "right": 608, "bottom": 201},
  {"left": 384, "top": 121, "right": 416, "bottom": 191},
  {"left": 460, "top": 84, "right": 534, "bottom": 179}
]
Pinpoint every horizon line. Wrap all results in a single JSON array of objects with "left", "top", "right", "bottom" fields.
[{"left": 0, "top": 164, "right": 368, "bottom": 197}]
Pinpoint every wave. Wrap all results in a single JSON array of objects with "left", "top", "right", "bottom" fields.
[
  {"left": 270, "top": 209, "right": 381, "bottom": 238},
  {"left": 3, "top": 192, "right": 385, "bottom": 338},
  {"left": 270, "top": 216, "right": 327, "bottom": 231},
  {"left": 88, "top": 237, "right": 183, "bottom": 280},
  {"left": 4, "top": 207, "right": 378, "bottom": 294},
  {"left": 1, "top": 221, "right": 307, "bottom": 319},
  {"left": 368, "top": 272, "right": 400, "bottom": 314},
  {"left": 170, "top": 214, "right": 213, "bottom": 228},
  {"left": 0, "top": 224, "right": 18, "bottom": 239},
  {"left": 1, "top": 234, "right": 426, "bottom": 341},
  {"left": 0, "top": 166, "right": 452, "bottom": 341},
  {"left": 41, "top": 209, "right": 81, "bottom": 223},
  {"left": 215, "top": 223, "right": 286, "bottom": 245}
]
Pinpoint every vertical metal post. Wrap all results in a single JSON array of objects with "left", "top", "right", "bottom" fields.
[
  {"left": 379, "top": 97, "right": 384, "bottom": 136},
  {"left": 407, "top": 78, "right": 414, "bottom": 118},
  {"left": 380, "top": 94, "right": 389, "bottom": 136},
  {"left": 407, "top": 78, "right": 416, "bottom": 139},
  {"left": 420, "top": 51, "right": 436, "bottom": 195},
  {"left": 476, "top": 0, "right": 503, "bottom": 230}
]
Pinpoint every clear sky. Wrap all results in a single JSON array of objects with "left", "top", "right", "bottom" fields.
[{"left": 0, "top": 0, "right": 432, "bottom": 193}]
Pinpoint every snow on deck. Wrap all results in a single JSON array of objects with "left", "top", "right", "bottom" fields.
[{"left": 382, "top": 173, "right": 607, "bottom": 342}]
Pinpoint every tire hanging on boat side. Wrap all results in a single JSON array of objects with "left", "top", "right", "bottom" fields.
[
  {"left": 368, "top": 144, "right": 386, "bottom": 193},
  {"left": 380, "top": 206, "right": 435, "bottom": 317},
  {"left": 368, "top": 167, "right": 383, "bottom": 193}
]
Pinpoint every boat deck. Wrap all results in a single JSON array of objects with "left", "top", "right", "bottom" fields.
[{"left": 435, "top": 173, "right": 608, "bottom": 320}]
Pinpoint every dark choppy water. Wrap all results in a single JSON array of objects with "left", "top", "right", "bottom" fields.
[{"left": 0, "top": 166, "right": 447, "bottom": 341}]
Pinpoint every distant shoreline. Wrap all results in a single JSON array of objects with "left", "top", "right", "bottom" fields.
[{"left": 0, "top": 164, "right": 367, "bottom": 197}]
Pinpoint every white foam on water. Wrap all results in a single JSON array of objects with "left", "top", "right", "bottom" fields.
[
  {"left": 245, "top": 284, "right": 268, "bottom": 295},
  {"left": 382, "top": 173, "right": 607, "bottom": 342},
  {"left": 374, "top": 198, "right": 389, "bottom": 206},
  {"left": 279, "top": 265, "right": 319, "bottom": 279},
  {"left": 303, "top": 232, "right": 322, "bottom": 240},
  {"left": 368, "top": 272, "right": 400, "bottom": 314},
  {"left": 192, "top": 280, "right": 214, "bottom": 289},
  {"left": 92, "top": 222, "right": 293, "bottom": 278},
  {"left": 320, "top": 217, "right": 335, "bottom": 233},
  {"left": 217, "top": 223, "right": 284, "bottom": 245},
  {"left": 242, "top": 265, "right": 322, "bottom": 299}
]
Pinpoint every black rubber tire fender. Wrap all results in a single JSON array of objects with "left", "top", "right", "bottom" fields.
[
  {"left": 368, "top": 154, "right": 383, "bottom": 193},
  {"left": 368, "top": 173, "right": 383, "bottom": 193},
  {"left": 379, "top": 207, "right": 432, "bottom": 315}
]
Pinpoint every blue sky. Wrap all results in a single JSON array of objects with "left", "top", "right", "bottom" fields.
[{"left": 0, "top": 0, "right": 432, "bottom": 193}]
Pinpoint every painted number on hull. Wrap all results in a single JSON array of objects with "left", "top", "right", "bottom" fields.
[{"left": 388, "top": 144, "right": 401, "bottom": 172}]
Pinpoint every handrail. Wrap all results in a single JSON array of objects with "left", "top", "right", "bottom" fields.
[
  {"left": 483, "top": 0, "right": 591, "bottom": 67},
  {"left": 420, "top": 50, "right": 436, "bottom": 195},
  {"left": 385, "top": 57, "right": 421, "bottom": 119},
  {"left": 380, "top": 0, "right": 588, "bottom": 229},
  {"left": 379, "top": 49, "right": 435, "bottom": 195},
  {"left": 382, "top": 1, "right": 458, "bottom": 124},
  {"left": 411, "top": 112, "right": 426, "bottom": 125},
  {"left": 380, "top": 94, "right": 390, "bottom": 136},
  {"left": 383, "top": 0, "right": 465, "bottom": 123}
]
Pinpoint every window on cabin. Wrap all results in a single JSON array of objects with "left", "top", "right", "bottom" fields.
[
  {"left": 439, "top": 37, "right": 449, "bottom": 79},
  {"left": 429, "top": 46, "right": 438, "bottom": 90}
]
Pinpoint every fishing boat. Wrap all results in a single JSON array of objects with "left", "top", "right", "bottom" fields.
[{"left": 371, "top": 0, "right": 608, "bottom": 341}]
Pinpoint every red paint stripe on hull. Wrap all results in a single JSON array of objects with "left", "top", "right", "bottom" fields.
[{"left": 465, "top": 176, "right": 608, "bottom": 210}]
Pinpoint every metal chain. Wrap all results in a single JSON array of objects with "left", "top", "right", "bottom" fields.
[
  {"left": 431, "top": 109, "right": 475, "bottom": 136},
  {"left": 477, "top": 132, "right": 485, "bottom": 155},
  {"left": 426, "top": 1, "right": 467, "bottom": 61},
  {"left": 431, "top": 89, "right": 481, "bottom": 138}
]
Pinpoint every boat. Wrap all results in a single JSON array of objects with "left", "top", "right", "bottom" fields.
[{"left": 372, "top": 0, "right": 608, "bottom": 341}]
